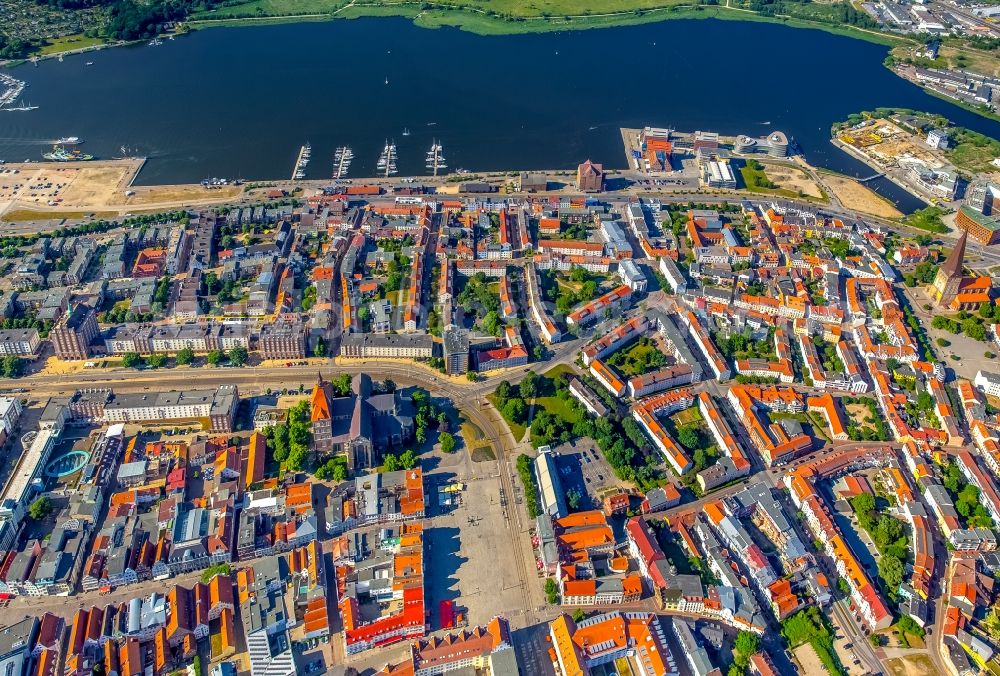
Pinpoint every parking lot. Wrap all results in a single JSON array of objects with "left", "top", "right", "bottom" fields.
[{"left": 552, "top": 438, "right": 623, "bottom": 506}]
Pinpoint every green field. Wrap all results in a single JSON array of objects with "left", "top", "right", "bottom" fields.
[
  {"left": 37, "top": 33, "right": 107, "bottom": 55},
  {"left": 534, "top": 395, "right": 583, "bottom": 425},
  {"left": 190, "top": 0, "right": 905, "bottom": 42}
]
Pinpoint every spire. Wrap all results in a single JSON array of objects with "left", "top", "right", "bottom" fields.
[{"left": 941, "top": 230, "right": 967, "bottom": 279}]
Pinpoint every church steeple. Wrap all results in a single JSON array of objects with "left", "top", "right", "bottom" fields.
[
  {"left": 931, "top": 230, "right": 968, "bottom": 307},
  {"left": 940, "top": 230, "right": 967, "bottom": 280}
]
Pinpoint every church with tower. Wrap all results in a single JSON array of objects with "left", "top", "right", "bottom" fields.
[{"left": 930, "top": 230, "right": 994, "bottom": 311}]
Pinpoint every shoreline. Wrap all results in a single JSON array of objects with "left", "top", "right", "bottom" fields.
[
  {"left": 7, "top": 8, "right": 1000, "bottom": 129},
  {"left": 186, "top": 3, "right": 904, "bottom": 46}
]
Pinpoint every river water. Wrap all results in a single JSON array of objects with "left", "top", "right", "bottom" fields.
[{"left": 3, "top": 17, "right": 1000, "bottom": 211}]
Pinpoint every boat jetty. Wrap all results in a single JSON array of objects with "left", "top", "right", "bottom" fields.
[
  {"left": 292, "top": 142, "right": 311, "bottom": 180},
  {"left": 332, "top": 146, "right": 353, "bottom": 179},
  {"left": 426, "top": 140, "right": 447, "bottom": 177},
  {"left": 0, "top": 74, "right": 27, "bottom": 109},
  {"left": 376, "top": 140, "right": 398, "bottom": 178}
]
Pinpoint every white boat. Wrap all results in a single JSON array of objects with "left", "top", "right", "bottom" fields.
[
  {"left": 2, "top": 100, "right": 38, "bottom": 112},
  {"left": 56, "top": 136, "right": 82, "bottom": 144},
  {"left": 402, "top": 128, "right": 410, "bottom": 136},
  {"left": 149, "top": 38, "right": 163, "bottom": 46},
  {"left": 85, "top": 62, "right": 94, "bottom": 66}
]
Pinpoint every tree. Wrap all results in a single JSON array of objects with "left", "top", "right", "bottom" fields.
[
  {"left": 878, "top": 553, "right": 905, "bottom": 594},
  {"left": 964, "top": 320, "right": 987, "bottom": 342},
  {"left": 566, "top": 488, "right": 582, "bottom": 510},
  {"left": 0, "top": 356, "right": 24, "bottom": 378},
  {"left": 439, "top": 432, "right": 456, "bottom": 454},
  {"left": 206, "top": 350, "right": 223, "bottom": 366},
  {"left": 677, "top": 426, "right": 701, "bottom": 450},
  {"left": 286, "top": 443, "right": 309, "bottom": 471},
  {"left": 494, "top": 381, "right": 512, "bottom": 405},
  {"left": 520, "top": 371, "right": 540, "bottom": 400},
  {"left": 121, "top": 352, "right": 142, "bottom": 368},
  {"left": 466, "top": 371, "right": 478, "bottom": 382},
  {"left": 176, "top": 347, "right": 194, "bottom": 365},
  {"left": 313, "top": 339, "right": 326, "bottom": 357},
  {"left": 544, "top": 578, "right": 559, "bottom": 604},
  {"left": 333, "top": 373, "right": 352, "bottom": 396},
  {"left": 482, "top": 310, "right": 502, "bottom": 337},
  {"left": 502, "top": 398, "right": 526, "bottom": 423},
  {"left": 332, "top": 462, "right": 348, "bottom": 482},
  {"left": 916, "top": 391, "right": 934, "bottom": 412},
  {"left": 228, "top": 346, "right": 249, "bottom": 366},
  {"left": 28, "top": 496, "right": 53, "bottom": 520},
  {"left": 272, "top": 425, "right": 290, "bottom": 462},
  {"left": 383, "top": 453, "right": 401, "bottom": 472},
  {"left": 399, "top": 449, "right": 418, "bottom": 469},
  {"left": 571, "top": 608, "right": 586, "bottom": 623},
  {"left": 147, "top": 353, "right": 167, "bottom": 368}
]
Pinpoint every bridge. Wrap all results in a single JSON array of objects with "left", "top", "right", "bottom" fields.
[{"left": 857, "top": 173, "right": 885, "bottom": 183}]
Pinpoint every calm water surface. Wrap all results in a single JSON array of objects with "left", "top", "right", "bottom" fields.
[{"left": 3, "top": 17, "right": 1000, "bottom": 212}]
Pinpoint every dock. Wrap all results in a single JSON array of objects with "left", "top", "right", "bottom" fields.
[
  {"left": 0, "top": 74, "right": 27, "bottom": 108},
  {"left": 291, "top": 143, "right": 311, "bottom": 181},
  {"left": 332, "top": 146, "right": 353, "bottom": 179},
  {"left": 426, "top": 141, "right": 447, "bottom": 177},
  {"left": 377, "top": 141, "right": 398, "bottom": 178}
]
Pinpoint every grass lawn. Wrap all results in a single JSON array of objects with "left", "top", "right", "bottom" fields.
[
  {"left": 740, "top": 166, "right": 801, "bottom": 199},
  {"left": 948, "top": 133, "right": 1000, "bottom": 174},
  {"left": 460, "top": 417, "right": 496, "bottom": 461},
  {"left": 37, "top": 33, "right": 107, "bottom": 55},
  {"left": 193, "top": 0, "right": 349, "bottom": 19},
  {"left": 1, "top": 209, "right": 119, "bottom": 222},
  {"left": 670, "top": 407, "right": 702, "bottom": 428},
  {"left": 194, "top": 0, "right": 905, "bottom": 45},
  {"left": 543, "top": 364, "right": 577, "bottom": 380},
  {"left": 534, "top": 395, "right": 583, "bottom": 424}
]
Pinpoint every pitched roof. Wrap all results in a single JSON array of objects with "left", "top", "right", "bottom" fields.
[{"left": 940, "top": 229, "right": 967, "bottom": 279}]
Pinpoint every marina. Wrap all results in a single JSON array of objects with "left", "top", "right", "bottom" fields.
[
  {"left": 4, "top": 18, "right": 1000, "bottom": 211},
  {"left": 426, "top": 140, "right": 447, "bottom": 177},
  {"left": 332, "top": 146, "right": 353, "bottom": 179},
  {"left": 292, "top": 142, "right": 311, "bottom": 180},
  {"left": 0, "top": 73, "right": 27, "bottom": 109},
  {"left": 376, "top": 140, "right": 398, "bottom": 177},
  {"left": 1, "top": 100, "right": 38, "bottom": 112}
]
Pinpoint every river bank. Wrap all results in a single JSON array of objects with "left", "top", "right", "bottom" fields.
[
  {"left": 1, "top": 16, "right": 996, "bottom": 207},
  {"left": 187, "top": 0, "right": 905, "bottom": 44}
]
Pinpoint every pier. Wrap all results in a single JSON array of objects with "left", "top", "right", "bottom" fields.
[
  {"left": 0, "top": 74, "right": 27, "bottom": 109},
  {"left": 332, "top": 146, "right": 353, "bottom": 179},
  {"left": 857, "top": 173, "right": 885, "bottom": 183},
  {"left": 377, "top": 141, "right": 398, "bottom": 178},
  {"left": 426, "top": 141, "right": 447, "bottom": 177},
  {"left": 291, "top": 143, "right": 311, "bottom": 181}
]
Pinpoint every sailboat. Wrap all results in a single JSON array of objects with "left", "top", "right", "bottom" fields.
[
  {"left": 402, "top": 128, "right": 411, "bottom": 136},
  {"left": 385, "top": 76, "right": 389, "bottom": 85},
  {"left": 2, "top": 99, "right": 38, "bottom": 111}
]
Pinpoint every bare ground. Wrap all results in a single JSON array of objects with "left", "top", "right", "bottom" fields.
[
  {"left": 761, "top": 162, "right": 824, "bottom": 198},
  {"left": 824, "top": 174, "right": 903, "bottom": 219}
]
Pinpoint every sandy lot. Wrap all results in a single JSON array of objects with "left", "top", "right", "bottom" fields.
[
  {"left": 762, "top": 162, "right": 824, "bottom": 199},
  {"left": 792, "top": 643, "right": 826, "bottom": 675},
  {"left": 123, "top": 184, "right": 242, "bottom": 206},
  {"left": 0, "top": 160, "right": 141, "bottom": 211},
  {"left": 0, "top": 159, "right": 244, "bottom": 218},
  {"left": 885, "top": 655, "right": 936, "bottom": 676},
  {"left": 824, "top": 174, "right": 903, "bottom": 219}
]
